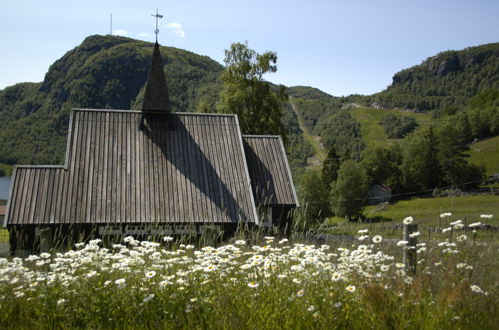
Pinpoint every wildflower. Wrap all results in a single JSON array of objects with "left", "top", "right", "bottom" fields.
[
  {"left": 380, "top": 265, "right": 390, "bottom": 272},
  {"left": 470, "top": 285, "right": 484, "bottom": 294},
  {"left": 115, "top": 278, "right": 126, "bottom": 288},
  {"left": 480, "top": 214, "right": 493, "bottom": 219},
  {"left": 57, "top": 299, "right": 66, "bottom": 306},
  {"left": 278, "top": 238, "right": 289, "bottom": 245},
  {"left": 409, "top": 231, "right": 420, "bottom": 238},
  {"left": 86, "top": 270, "right": 98, "bottom": 278},
  {"left": 417, "top": 247, "right": 427, "bottom": 254},
  {"left": 75, "top": 242, "right": 85, "bottom": 249},
  {"left": 190, "top": 297, "right": 198, "bottom": 302},
  {"left": 372, "top": 235, "right": 383, "bottom": 243},
  {"left": 358, "top": 229, "right": 368, "bottom": 234},
  {"left": 264, "top": 236, "right": 275, "bottom": 241},
  {"left": 163, "top": 236, "right": 174, "bottom": 242},
  {"left": 397, "top": 240, "right": 408, "bottom": 247},
  {"left": 297, "top": 289, "right": 304, "bottom": 297},
  {"left": 345, "top": 285, "right": 356, "bottom": 293},
  {"left": 334, "top": 302, "right": 342, "bottom": 308},
  {"left": 457, "top": 234, "right": 467, "bottom": 242},
  {"left": 395, "top": 263, "right": 405, "bottom": 268},
  {"left": 145, "top": 270, "right": 156, "bottom": 278},
  {"left": 358, "top": 235, "right": 368, "bottom": 241},
  {"left": 292, "top": 278, "right": 302, "bottom": 284},
  {"left": 469, "top": 222, "right": 481, "bottom": 228},
  {"left": 308, "top": 305, "right": 315, "bottom": 312},
  {"left": 440, "top": 212, "right": 452, "bottom": 218},
  {"left": 40, "top": 252, "right": 51, "bottom": 259},
  {"left": 403, "top": 216, "right": 413, "bottom": 225},
  {"left": 404, "top": 277, "right": 413, "bottom": 285},
  {"left": 203, "top": 265, "right": 218, "bottom": 272},
  {"left": 235, "top": 240, "right": 246, "bottom": 245},
  {"left": 143, "top": 294, "right": 155, "bottom": 303},
  {"left": 442, "top": 227, "right": 452, "bottom": 233},
  {"left": 331, "top": 273, "right": 342, "bottom": 281},
  {"left": 247, "top": 281, "right": 259, "bottom": 288}
]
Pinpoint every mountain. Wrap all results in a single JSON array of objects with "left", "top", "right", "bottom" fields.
[
  {"left": 0, "top": 35, "right": 223, "bottom": 165},
  {"left": 369, "top": 43, "right": 499, "bottom": 111}
]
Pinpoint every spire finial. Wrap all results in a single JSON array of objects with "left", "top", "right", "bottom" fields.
[{"left": 151, "top": 8, "right": 164, "bottom": 42}]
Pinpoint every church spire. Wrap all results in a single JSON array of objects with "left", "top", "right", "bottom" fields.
[
  {"left": 141, "top": 42, "right": 170, "bottom": 112},
  {"left": 141, "top": 10, "right": 170, "bottom": 113}
]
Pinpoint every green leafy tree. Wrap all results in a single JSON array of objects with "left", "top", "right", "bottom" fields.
[
  {"left": 322, "top": 146, "right": 341, "bottom": 189},
  {"left": 360, "top": 145, "right": 403, "bottom": 192},
  {"left": 297, "top": 169, "right": 331, "bottom": 225},
  {"left": 401, "top": 127, "right": 442, "bottom": 192},
  {"left": 331, "top": 160, "right": 368, "bottom": 220},
  {"left": 216, "top": 42, "right": 287, "bottom": 136},
  {"left": 437, "top": 124, "right": 484, "bottom": 188}
]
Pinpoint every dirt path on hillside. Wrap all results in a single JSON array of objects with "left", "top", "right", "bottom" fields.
[{"left": 289, "top": 98, "right": 326, "bottom": 168}]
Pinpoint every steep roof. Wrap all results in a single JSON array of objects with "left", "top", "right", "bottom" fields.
[
  {"left": 142, "top": 42, "right": 170, "bottom": 112},
  {"left": 243, "top": 136, "right": 299, "bottom": 207},
  {"left": 5, "top": 109, "right": 258, "bottom": 226}
]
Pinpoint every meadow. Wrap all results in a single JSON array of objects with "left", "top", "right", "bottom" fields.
[
  {"left": 0, "top": 218, "right": 497, "bottom": 329},
  {"left": 325, "top": 195, "right": 499, "bottom": 241},
  {"left": 349, "top": 107, "right": 432, "bottom": 148},
  {"left": 468, "top": 136, "right": 499, "bottom": 177}
]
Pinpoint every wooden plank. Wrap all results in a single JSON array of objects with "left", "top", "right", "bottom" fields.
[
  {"left": 115, "top": 112, "right": 122, "bottom": 223},
  {"left": 102, "top": 112, "right": 110, "bottom": 223},
  {"left": 66, "top": 111, "right": 81, "bottom": 223},
  {"left": 182, "top": 115, "right": 195, "bottom": 222},
  {"left": 30, "top": 170, "right": 42, "bottom": 224},
  {"left": 6, "top": 168, "right": 21, "bottom": 225},
  {"left": 110, "top": 112, "right": 118, "bottom": 223}
]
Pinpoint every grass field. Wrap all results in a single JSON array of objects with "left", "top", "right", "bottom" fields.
[
  {"left": 325, "top": 195, "right": 499, "bottom": 241},
  {"left": 349, "top": 107, "right": 432, "bottom": 148},
  {"left": 468, "top": 136, "right": 499, "bottom": 176}
]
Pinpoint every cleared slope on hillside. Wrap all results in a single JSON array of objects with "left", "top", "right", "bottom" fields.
[
  {"left": 468, "top": 136, "right": 499, "bottom": 176},
  {"left": 349, "top": 107, "right": 432, "bottom": 148}
]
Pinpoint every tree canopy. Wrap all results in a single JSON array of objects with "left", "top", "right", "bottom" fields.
[{"left": 216, "top": 42, "right": 287, "bottom": 136}]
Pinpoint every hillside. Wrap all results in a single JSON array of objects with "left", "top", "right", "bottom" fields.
[
  {"left": 468, "top": 136, "right": 499, "bottom": 176},
  {"left": 369, "top": 43, "right": 499, "bottom": 111},
  {"left": 349, "top": 107, "right": 433, "bottom": 148},
  {"left": 0, "top": 35, "right": 223, "bottom": 165}
]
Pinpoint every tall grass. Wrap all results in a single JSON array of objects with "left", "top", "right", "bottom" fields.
[{"left": 0, "top": 221, "right": 497, "bottom": 329}]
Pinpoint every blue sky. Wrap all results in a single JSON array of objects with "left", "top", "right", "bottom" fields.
[{"left": 0, "top": 0, "right": 498, "bottom": 96}]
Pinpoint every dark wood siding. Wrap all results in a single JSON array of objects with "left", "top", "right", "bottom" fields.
[
  {"left": 5, "top": 109, "right": 258, "bottom": 225},
  {"left": 243, "top": 136, "right": 299, "bottom": 207}
]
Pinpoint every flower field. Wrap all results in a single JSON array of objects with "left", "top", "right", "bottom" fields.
[{"left": 0, "top": 219, "right": 498, "bottom": 329}]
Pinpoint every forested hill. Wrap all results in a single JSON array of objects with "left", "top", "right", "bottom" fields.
[
  {"left": 368, "top": 43, "right": 499, "bottom": 111},
  {"left": 0, "top": 35, "right": 223, "bottom": 165}
]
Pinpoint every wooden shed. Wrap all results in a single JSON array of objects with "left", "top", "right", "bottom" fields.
[{"left": 3, "top": 42, "right": 298, "bottom": 252}]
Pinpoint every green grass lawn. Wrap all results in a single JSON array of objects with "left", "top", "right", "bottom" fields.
[
  {"left": 349, "top": 107, "right": 432, "bottom": 148},
  {"left": 468, "top": 135, "right": 499, "bottom": 176},
  {"left": 325, "top": 195, "right": 499, "bottom": 241}
]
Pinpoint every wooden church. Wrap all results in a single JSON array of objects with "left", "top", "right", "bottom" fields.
[{"left": 3, "top": 40, "right": 298, "bottom": 252}]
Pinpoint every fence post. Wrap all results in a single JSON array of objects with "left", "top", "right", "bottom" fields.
[{"left": 403, "top": 224, "right": 418, "bottom": 275}]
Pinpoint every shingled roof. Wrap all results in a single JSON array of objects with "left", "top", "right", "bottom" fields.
[
  {"left": 5, "top": 110, "right": 258, "bottom": 225},
  {"left": 243, "top": 136, "right": 298, "bottom": 207}
]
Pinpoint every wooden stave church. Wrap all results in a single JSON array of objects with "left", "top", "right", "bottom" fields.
[{"left": 3, "top": 41, "right": 298, "bottom": 252}]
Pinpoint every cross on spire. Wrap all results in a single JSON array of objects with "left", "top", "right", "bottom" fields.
[{"left": 151, "top": 8, "right": 164, "bottom": 42}]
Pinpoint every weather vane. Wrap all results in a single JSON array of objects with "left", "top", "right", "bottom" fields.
[{"left": 151, "top": 8, "right": 164, "bottom": 42}]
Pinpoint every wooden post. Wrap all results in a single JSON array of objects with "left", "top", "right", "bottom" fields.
[
  {"left": 403, "top": 224, "right": 418, "bottom": 275},
  {"left": 39, "top": 227, "right": 53, "bottom": 253}
]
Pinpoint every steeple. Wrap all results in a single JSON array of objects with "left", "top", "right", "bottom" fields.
[{"left": 141, "top": 42, "right": 170, "bottom": 113}]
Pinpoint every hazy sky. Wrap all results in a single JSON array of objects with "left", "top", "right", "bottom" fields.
[{"left": 0, "top": 0, "right": 497, "bottom": 96}]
